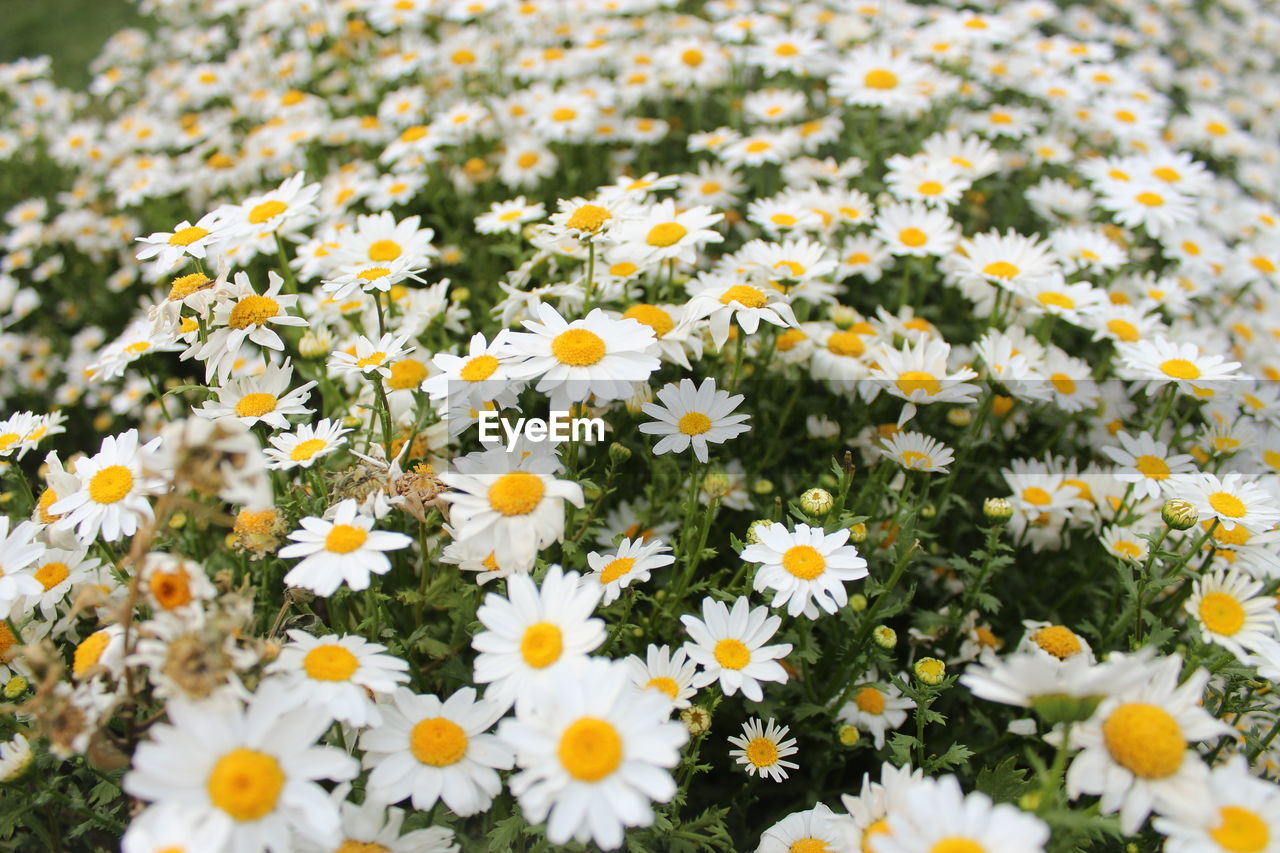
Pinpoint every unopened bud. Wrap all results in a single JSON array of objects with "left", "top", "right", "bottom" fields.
[
  {"left": 681, "top": 706, "right": 712, "bottom": 736},
  {"left": 830, "top": 304, "right": 857, "bottom": 329},
  {"left": 746, "top": 519, "right": 774, "bottom": 545},
  {"left": 800, "top": 488, "right": 834, "bottom": 517},
  {"left": 947, "top": 406, "right": 973, "bottom": 427},
  {"left": 914, "top": 656, "right": 946, "bottom": 686},
  {"left": 1162, "top": 498, "right": 1199, "bottom": 530},
  {"left": 838, "top": 724, "right": 861, "bottom": 746},
  {"left": 753, "top": 478, "right": 774, "bottom": 495},
  {"left": 849, "top": 593, "right": 868, "bottom": 612},
  {"left": 983, "top": 497, "right": 1013, "bottom": 524},
  {"left": 583, "top": 483, "right": 603, "bottom": 502},
  {"left": 702, "top": 470, "right": 731, "bottom": 499},
  {"left": 920, "top": 503, "right": 936, "bottom": 519},
  {"left": 608, "top": 442, "right": 631, "bottom": 465},
  {"left": 849, "top": 522, "right": 868, "bottom": 543},
  {"left": 2, "top": 676, "right": 28, "bottom": 699},
  {"left": 873, "top": 625, "right": 897, "bottom": 649},
  {"left": 299, "top": 328, "right": 334, "bottom": 358}
]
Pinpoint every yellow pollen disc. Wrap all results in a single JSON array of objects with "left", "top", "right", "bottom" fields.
[
  {"left": 1107, "top": 319, "right": 1139, "bottom": 342},
  {"left": 895, "top": 370, "right": 940, "bottom": 396},
  {"left": 168, "top": 225, "right": 209, "bottom": 246},
  {"left": 1038, "top": 291, "right": 1076, "bottom": 309},
  {"left": 387, "top": 358, "right": 427, "bottom": 390},
  {"left": 336, "top": 842, "right": 390, "bottom": 853},
  {"left": 899, "top": 227, "right": 928, "bottom": 247},
  {"left": 0, "top": 433, "right": 19, "bottom": 452},
  {"left": 286, "top": 439, "right": 324, "bottom": 462},
  {"left": 558, "top": 717, "right": 622, "bottom": 781},
  {"left": 714, "top": 638, "right": 750, "bottom": 670},
  {"left": 781, "top": 545, "right": 826, "bottom": 580},
  {"left": 678, "top": 412, "right": 712, "bottom": 436},
  {"left": 854, "top": 686, "right": 886, "bottom": 715},
  {"left": 862, "top": 819, "right": 890, "bottom": 853},
  {"left": 488, "top": 471, "right": 546, "bottom": 516},
  {"left": 1113, "top": 540, "right": 1142, "bottom": 559},
  {"left": 125, "top": 341, "right": 151, "bottom": 355},
  {"left": 1209, "top": 492, "right": 1247, "bottom": 518},
  {"left": 1050, "top": 373, "right": 1076, "bottom": 394},
  {"left": 982, "top": 261, "right": 1020, "bottom": 279},
  {"left": 247, "top": 199, "right": 287, "bottom": 224},
  {"left": 516, "top": 152, "right": 539, "bottom": 169},
  {"left": 0, "top": 624, "right": 14, "bottom": 659},
  {"left": 610, "top": 262, "right": 638, "bottom": 277},
  {"left": 228, "top": 294, "right": 280, "bottom": 329},
  {"left": 917, "top": 181, "right": 944, "bottom": 196},
  {"left": 325, "top": 524, "right": 368, "bottom": 554},
  {"left": 646, "top": 677, "right": 679, "bottom": 699},
  {"left": 746, "top": 141, "right": 772, "bottom": 154},
  {"left": 551, "top": 107, "right": 577, "bottom": 122},
  {"left": 827, "top": 331, "right": 866, "bottom": 358},
  {"left": 745, "top": 737, "right": 779, "bottom": 767},
  {"left": 520, "top": 621, "right": 563, "bottom": 668},
  {"left": 455, "top": 354, "right": 499, "bottom": 383},
  {"left": 1200, "top": 592, "right": 1246, "bottom": 635},
  {"left": 790, "top": 839, "right": 830, "bottom": 853},
  {"left": 930, "top": 839, "right": 986, "bottom": 853},
  {"left": 776, "top": 329, "right": 808, "bottom": 352},
  {"left": 1252, "top": 257, "right": 1277, "bottom": 274},
  {"left": 410, "top": 717, "right": 468, "bottom": 766},
  {"left": 864, "top": 69, "right": 899, "bottom": 89},
  {"left": 551, "top": 329, "right": 606, "bottom": 366},
  {"left": 599, "top": 557, "right": 635, "bottom": 584},
  {"left": 1033, "top": 625, "right": 1081, "bottom": 659},
  {"left": 357, "top": 267, "right": 391, "bottom": 281},
  {"left": 623, "top": 304, "right": 674, "bottom": 337},
  {"left": 1159, "top": 358, "right": 1201, "bottom": 380},
  {"left": 565, "top": 204, "right": 611, "bottom": 232},
  {"left": 303, "top": 644, "right": 359, "bottom": 681},
  {"left": 646, "top": 222, "right": 687, "bottom": 247},
  {"left": 88, "top": 465, "right": 133, "bottom": 504},
  {"left": 1135, "top": 191, "right": 1164, "bottom": 207},
  {"left": 1211, "top": 806, "right": 1269, "bottom": 853},
  {"left": 681, "top": 49, "right": 703, "bottom": 66},
  {"left": 1102, "top": 703, "right": 1184, "bottom": 779},
  {"left": 710, "top": 286, "right": 768, "bottom": 312},
  {"left": 774, "top": 42, "right": 798, "bottom": 56},
  {"left": 356, "top": 352, "right": 387, "bottom": 369},
  {"left": 207, "top": 749, "right": 285, "bottom": 821},
  {"left": 32, "top": 559, "right": 69, "bottom": 591},
  {"left": 1135, "top": 454, "right": 1170, "bottom": 479},
  {"left": 73, "top": 630, "right": 111, "bottom": 677},
  {"left": 235, "top": 393, "right": 277, "bottom": 418},
  {"left": 150, "top": 570, "right": 192, "bottom": 609},
  {"left": 901, "top": 450, "right": 931, "bottom": 468}
]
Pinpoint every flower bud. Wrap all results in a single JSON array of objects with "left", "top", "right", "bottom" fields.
[
  {"left": 681, "top": 706, "right": 712, "bottom": 736},
  {"left": 983, "top": 497, "right": 1013, "bottom": 525},
  {"left": 872, "top": 625, "right": 897, "bottom": 649},
  {"left": 800, "top": 488, "right": 834, "bottom": 517},
  {"left": 849, "top": 593, "right": 868, "bottom": 612},
  {"left": 838, "top": 724, "right": 861, "bottom": 746},
  {"left": 1162, "top": 498, "right": 1199, "bottom": 530},
  {"left": 947, "top": 406, "right": 973, "bottom": 427},
  {"left": 608, "top": 442, "right": 632, "bottom": 465},
  {"left": 299, "top": 328, "right": 334, "bottom": 358},
  {"left": 914, "top": 657, "right": 946, "bottom": 685},
  {"left": 753, "top": 478, "right": 774, "bottom": 495},
  {"left": 849, "top": 522, "right": 868, "bottom": 543},
  {"left": 583, "top": 483, "right": 603, "bottom": 502},
  {"left": 2, "top": 676, "right": 28, "bottom": 699},
  {"left": 830, "top": 304, "right": 857, "bottom": 329},
  {"left": 920, "top": 503, "right": 936, "bottom": 519},
  {"left": 746, "top": 518, "right": 774, "bottom": 545},
  {"left": 702, "top": 470, "right": 731, "bottom": 499}
]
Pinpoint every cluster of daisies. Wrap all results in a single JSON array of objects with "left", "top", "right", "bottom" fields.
[{"left": 3, "top": 0, "right": 1280, "bottom": 850}]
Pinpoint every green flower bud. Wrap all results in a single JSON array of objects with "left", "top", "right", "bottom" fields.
[
  {"left": 800, "top": 488, "right": 834, "bottom": 517},
  {"left": 914, "top": 657, "right": 946, "bottom": 685},
  {"left": 1162, "top": 498, "right": 1199, "bottom": 531},
  {"left": 983, "top": 497, "right": 1013, "bottom": 524},
  {"left": 873, "top": 625, "right": 897, "bottom": 649}
]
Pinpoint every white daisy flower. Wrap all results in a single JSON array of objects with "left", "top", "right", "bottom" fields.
[
  {"left": 1117, "top": 337, "right": 1241, "bottom": 398},
  {"left": 264, "top": 629, "right": 409, "bottom": 728},
  {"left": 1185, "top": 569, "right": 1279, "bottom": 659},
  {"left": 0, "top": 516, "right": 44, "bottom": 620},
  {"left": 360, "top": 686, "right": 513, "bottom": 816},
  {"left": 264, "top": 419, "right": 350, "bottom": 470},
  {"left": 1153, "top": 755, "right": 1280, "bottom": 853},
  {"left": 625, "top": 643, "right": 699, "bottom": 711},
  {"left": 196, "top": 360, "right": 316, "bottom": 430},
  {"left": 135, "top": 212, "right": 222, "bottom": 269},
  {"left": 684, "top": 275, "right": 799, "bottom": 350},
  {"left": 639, "top": 377, "right": 751, "bottom": 464},
  {"left": 608, "top": 199, "right": 724, "bottom": 266},
  {"left": 758, "top": 803, "right": 858, "bottom": 853},
  {"left": 50, "top": 429, "right": 166, "bottom": 543},
  {"left": 876, "top": 774, "right": 1050, "bottom": 853},
  {"left": 587, "top": 536, "right": 675, "bottom": 605},
  {"left": 497, "top": 657, "right": 688, "bottom": 850},
  {"left": 836, "top": 670, "right": 916, "bottom": 749},
  {"left": 122, "top": 804, "right": 230, "bottom": 853},
  {"left": 680, "top": 595, "right": 793, "bottom": 701},
  {"left": 1100, "top": 430, "right": 1197, "bottom": 501},
  {"left": 879, "top": 430, "right": 956, "bottom": 473},
  {"left": 329, "top": 332, "right": 416, "bottom": 379},
  {"left": 279, "top": 499, "right": 413, "bottom": 596},
  {"left": 196, "top": 271, "right": 307, "bottom": 382},
  {"left": 728, "top": 717, "right": 798, "bottom": 782},
  {"left": 295, "top": 783, "right": 459, "bottom": 853},
  {"left": 422, "top": 331, "right": 518, "bottom": 409},
  {"left": 740, "top": 522, "right": 868, "bottom": 619}
]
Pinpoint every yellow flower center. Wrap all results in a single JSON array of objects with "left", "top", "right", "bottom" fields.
[
  {"left": 551, "top": 329, "right": 606, "bottom": 366},
  {"left": 931, "top": 840, "right": 986, "bottom": 853},
  {"left": 719, "top": 285, "right": 767, "bottom": 308},
  {"left": 678, "top": 412, "right": 712, "bottom": 436},
  {"left": 1102, "top": 702, "right": 1184, "bottom": 779},
  {"left": 520, "top": 621, "right": 563, "bottom": 668},
  {"left": 1038, "top": 291, "right": 1076, "bottom": 310},
  {"left": 356, "top": 352, "right": 388, "bottom": 369},
  {"left": 325, "top": 524, "right": 368, "bottom": 554},
  {"left": 895, "top": 370, "right": 940, "bottom": 396},
  {"left": 1199, "top": 592, "right": 1246, "bottom": 636},
  {"left": 714, "top": 638, "right": 750, "bottom": 670},
  {"left": 1107, "top": 319, "right": 1140, "bottom": 342},
  {"left": 1211, "top": 806, "right": 1270, "bottom": 853},
  {"left": 1209, "top": 492, "right": 1246, "bottom": 518},
  {"left": 168, "top": 225, "right": 209, "bottom": 246},
  {"left": 1135, "top": 191, "right": 1164, "bottom": 207},
  {"left": 488, "top": 471, "right": 546, "bottom": 516},
  {"left": 34, "top": 562, "right": 68, "bottom": 591},
  {"left": 917, "top": 181, "right": 943, "bottom": 196},
  {"left": 234, "top": 393, "right": 277, "bottom": 418},
  {"left": 367, "top": 240, "right": 402, "bottom": 261},
  {"left": 1135, "top": 455, "right": 1170, "bottom": 479},
  {"left": 1113, "top": 541, "right": 1143, "bottom": 559},
  {"left": 551, "top": 107, "right": 577, "bottom": 122},
  {"left": 781, "top": 545, "right": 825, "bottom": 580},
  {"left": 862, "top": 819, "right": 890, "bottom": 853},
  {"left": 303, "top": 644, "right": 360, "bottom": 681},
  {"left": 457, "top": 354, "right": 499, "bottom": 382},
  {"left": 982, "top": 261, "right": 1020, "bottom": 279},
  {"left": 207, "top": 749, "right": 285, "bottom": 821},
  {"left": 1050, "top": 373, "right": 1076, "bottom": 394},
  {"left": 228, "top": 295, "right": 280, "bottom": 329},
  {"left": 600, "top": 557, "right": 635, "bottom": 584},
  {"left": 646, "top": 677, "right": 678, "bottom": 699},
  {"left": 745, "top": 737, "right": 779, "bottom": 767},
  {"left": 646, "top": 222, "right": 688, "bottom": 247},
  {"left": 565, "top": 204, "right": 611, "bottom": 233},
  {"left": 336, "top": 842, "right": 390, "bottom": 853},
  {"left": 790, "top": 839, "right": 830, "bottom": 853},
  {"left": 901, "top": 450, "right": 931, "bottom": 468},
  {"left": 558, "top": 717, "right": 622, "bottom": 781},
  {"left": 387, "top": 358, "right": 427, "bottom": 390},
  {"left": 899, "top": 227, "right": 928, "bottom": 248},
  {"left": 864, "top": 69, "right": 899, "bottom": 89},
  {"left": 854, "top": 686, "right": 886, "bottom": 715},
  {"left": 88, "top": 465, "right": 134, "bottom": 504},
  {"left": 623, "top": 304, "right": 674, "bottom": 337},
  {"left": 247, "top": 199, "right": 287, "bottom": 224},
  {"left": 291, "top": 438, "right": 327, "bottom": 461},
  {"left": 827, "top": 331, "right": 865, "bottom": 358},
  {"left": 410, "top": 717, "right": 468, "bottom": 766},
  {"left": 1032, "top": 625, "right": 1081, "bottom": 659},
  {"left": 357, "top": 267, "right": 391, "bottom": 282}
]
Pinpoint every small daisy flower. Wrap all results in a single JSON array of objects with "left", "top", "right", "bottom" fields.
[
  {"left": 475, "top": 196, "right": 545, "bottom": 235},
  {"left": 1152, "top": 755, "right": 1280, "bottom": 853},
  {"left": 758, "top": 804, "right": 858, "bottom": 853},
  {"left": 741, "top": 522, "right": 869, "bottom": 619},
  {"left": 879, "top": 430, "right": 956, "bottom": 473},
  {"left": 684, "top": 276, "right": 799, "bottom": 350},
  {"left": 587, "top": 536, "right": 675, "bottom": 605},
  {"left": 134, "top": 212, "right": 221, "bottom": 268},
  {"left": 1185, "top": 569, "right": 1279, "bottom": 659},
  {"left": 1100, "top": 431, "right": 1197, "bottom": 501},
  {"left": 873, "top": 201, "right": 961, "bottom": 257},
  {"left": 1016, "top": 620, "right": 1096, "bottom": 664},
  {"left": 50, "top": 429, "right": 166, "bottom": 543},
  {"left": 329, "top": 332, "right": 416, "bottom": 379},
  {"left": 1101, "top": 526, "right": 1150, "bottom": 563},
  {"left": 279, "top": 499, "right": 413, "bottom": 596},
  {"left": 728, "top": 717, "right": 798, "bottom": 782},
  {"left": 264, "top": 630, "right": 410, "bottom": 728},
  {"left": 639, "top": 377, "right": 751, "bottom": 464},
  {"left": 680, "top": 595, "right": 793, "bottom": 701},
  {"left": 196, "top": 361, "right": 316, "bottom": 429},
  {"left": 265, "top": 419, "right": 350, "bottom": 470},
  {"left": 625, "top": 644, "right": 699, "bottom": 711},
  {"left": 609, "top": 199, "right": 724, "bottom": 266},
  {"left": 836, "top": 670, "right": 917, "bottom": 749},
  {"left": 360, "top": 686, "right": 513, "bottom": 816}
]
